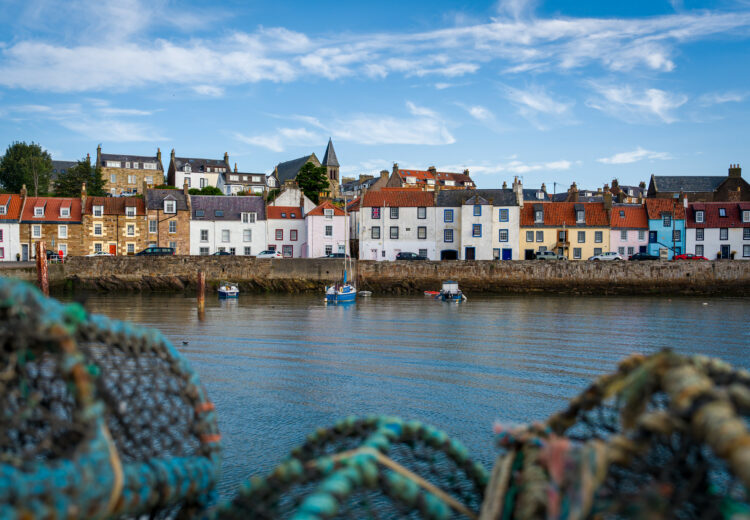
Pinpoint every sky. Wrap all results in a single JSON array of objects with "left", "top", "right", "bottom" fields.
[{"left": 0, "top": 0, "right": 749, "bottom": 192}]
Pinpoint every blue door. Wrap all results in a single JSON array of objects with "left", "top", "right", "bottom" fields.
[{"left": 502, "top": 248, "right": 512, "bottom": 260}]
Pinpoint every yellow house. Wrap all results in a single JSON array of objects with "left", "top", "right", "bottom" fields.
[{"left": 520, "top": 201, "right": 611, "bottom": 260}]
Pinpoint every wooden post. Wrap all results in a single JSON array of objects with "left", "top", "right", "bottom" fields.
[
  {"left": 197, "top": 270, "right": 205, "bottom": 320},
  {"left": 36, "top": 241, "right": 49, "bottom": 296}
]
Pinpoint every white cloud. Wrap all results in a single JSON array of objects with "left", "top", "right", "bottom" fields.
[
  {"left": 697, "top": 91, "right": 749, "bottom": 106},
  {"left": 234, "top": 127, "right": 322, "bottom": 152},
  {"left": 192, "top": 85, "right": 225, "bottom": 97},
  {"left": 597, "top": 147, "right": 672, "bottom": 164},
  {"left": 466, "top": 105, "right": 494, "bottom": 121},
  {"left": 442, "top": 158, "right": 573, "bottom": 176},
  {"left": 502, "top": 84, "right": 574, "bottom": 129},
  {"left": 587, "top": 83, "right": 687, "bottom": 123}
]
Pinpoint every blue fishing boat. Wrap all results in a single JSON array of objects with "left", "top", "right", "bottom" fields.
[
  {"left": 325, "top": 197, "right": 356, "bottom": 304},
  {"left": 436, "top": 281, "right": 466, "bottom": 302},
  {"left": 218, "top": 282, "right": 239, "bottom": 299}
]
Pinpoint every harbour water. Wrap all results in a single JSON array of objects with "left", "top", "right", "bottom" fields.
[{"left": 66, "top": 292, "right": 750, "bottom": 496}]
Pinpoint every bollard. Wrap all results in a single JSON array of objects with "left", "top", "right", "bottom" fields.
[
  {"left": 197, "top": 270, "right": 205, "bottom": 320},
  {"left": 36, "top": 241, "right": 49, "bottom": 296}
]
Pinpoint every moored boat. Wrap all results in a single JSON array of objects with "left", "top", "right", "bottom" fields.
[
  {"left": 436, "top": 281, "right": 466, "bottom": 302},
  {"left": 218, "top": 282, "right": 239, "bottom": 299}
]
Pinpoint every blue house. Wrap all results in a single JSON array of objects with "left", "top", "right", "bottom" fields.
[{"left": 645, "top": 198, "right": 686, "bottom": 259}]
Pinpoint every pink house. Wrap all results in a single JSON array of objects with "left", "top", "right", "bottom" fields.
[
  {"left": 610, "top": 204, "right": 649, "bottom": 258},
  {"left": 304, "top": 201, "right": 349, "bottom": 258},
  {"left": 266, "top": 206, "right": 306, "bottom": 258}
]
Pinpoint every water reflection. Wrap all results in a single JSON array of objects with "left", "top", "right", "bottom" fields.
[{"left": 68, "top": 292, "right": 750, "bottom": 496}]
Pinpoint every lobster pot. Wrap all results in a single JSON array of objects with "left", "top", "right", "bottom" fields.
[
  {"left": 0, "top": 279, "right": 221, "bottom": 520},
  {"left": 442, "top": 281, "right": 459, "bottom": 293}
]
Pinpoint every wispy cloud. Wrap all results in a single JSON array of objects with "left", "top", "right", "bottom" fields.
[
  {"left": 697, "top": 91, "right": 749, "bottom": 106},
  {"left": 502, "top": 84, "right": 574, "bottom": 129},
  {"left": 442, "top": 158, "right": 573, "bottom": 176},
  {"left": 587, "top": 83, "right": 688, "bottom": 123},
  {"left": 192, "top": 85, "right": 225, "bottom": 97},
  {"left": 597, "top": 147, "right": 672, "bottom": 164},
  {"left": 234, "top": 127, "right": 322, "bottom": 153}
]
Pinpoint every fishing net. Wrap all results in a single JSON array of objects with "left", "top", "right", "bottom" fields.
[
  {"left": 213, "top": 416, "right": 490, "bottom": 520},
  {"left": 482, "top": 351, "right": 750, "bottom": 520},
  {"left": 0, "top": 278, "right": 220, "bottom": 519}
]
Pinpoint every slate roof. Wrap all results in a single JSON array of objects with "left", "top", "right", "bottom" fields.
[
  {"left": 523, "top": 188, "right": 551, "bottom": 202},
  {"left": 21, "top": 197, "right": 82, "bottom": 222},
  {"left": 174, "top": 157, "right": 228, "bottom": 173},
  {"left": 321, "top": 139, "right": 339, "bottom": 167},
  {"left": 145, "top": 189, "right": 189, "bottom": 211},
  {"left": 651, "top": 176, "right": 725, "bottom": 193},
  {"left": 362, "top": 190, "right": 435, "bottom": 208},
  {"left": 549, "top": 192, "right": 568, "bottom": 202},
  {"left": 436, "top": 189, "right": 517, "bottom": 207},
  {"left": 686, "top": 202, "right": 750, "bottom": 228},
  {"left": 0, "top": 194, "right": 23, "bottom": 220},
  {"left": 610, "top": 204, "right": 648, "bottom": 229},
  {"left": 267, "top": 206, "right": 303, "bottom": 219},
  {"left": 51, "top": 160, "right": 77, "bottom": 175},
  {"left": 520, "top": 202, "right": 609, "bottom": 227},
  {"left": 274, "top": 155, "right": 315, "bottom": 184},
  {"left": 101, "top": 153, "right": 161, "bottom": 166},
  {"left": 84, "top": 196, "right": 146, "bottom": 215},
  {"left": 225, "top": 172, "right": 267, "bottom": 185},
  {"left": 645, "top": 198, "right": 686, "bottom": 220},
  {"left": 190, "top": 195, "right": 266, "bottom": 221},
  {"left": 347, "top": 197, "right": 361, "bottom": 212},
  {"left": 306, "top": 201, "right": 345, "bottom": 217}
]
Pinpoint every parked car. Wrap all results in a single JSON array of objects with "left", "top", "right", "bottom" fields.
[
  {"left": 396, "top": 252, "right": 427, "bottom": 260},
  {"left": 628, "top": 252, "right": 660, "bottom": 261},
  {"left": 45, "top": 249, "right": 62, "bottom": 261},
  {"left": 135, "top": 246, "right": 175, "bottom": 256},
  {"left": 86, "top": 251, "right": 112, "bottom": 257},
  {"left": 256, "top": 250, "right": 283, "bottom": 259},
  {"left": 589, "top": 252, "right": 623, "bottom": 261},
  {"left": 535, "top": 251, "right": 566, "bottom": 260},
  {"left": 674, "top": 253, "right": 708, "bottom": 261},
  {"left": 321, "top": 253, "right": 350, "bottom": 259},
  {"left": 212, "top": 251, "right": 232, "bottom": 256}
]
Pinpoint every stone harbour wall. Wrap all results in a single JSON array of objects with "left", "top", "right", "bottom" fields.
[{"left": 1, "top": 257, "right": 749, "bottom": 295}]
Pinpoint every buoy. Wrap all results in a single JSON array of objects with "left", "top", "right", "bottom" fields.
[{"left": 703, "top": 302, "right": 708, "bottom": 306}]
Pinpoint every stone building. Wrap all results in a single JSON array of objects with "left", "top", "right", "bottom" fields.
[
  {"left": 145, "top": 185, "right": 191, "bottom": 254},
  {"left": 166, "top": 150, "right": 230, "bottom": 190},
  {"left": 97, "top": 145, "right": 164, "bottom": 196},
  {"left": 385, "top": 164, "right": 475, "bottom": 191},
  {"left": 19, "top": 193, "right": 84, "bottom": 259},
  {"left": 82, "top": 190, "right": 148, "bottom": 256},
  {"left": 647, "top": 164, "right": 749, "bottom": 202},
  {"left": 268, "top": 139, "right": 341, "bottom": 198}
]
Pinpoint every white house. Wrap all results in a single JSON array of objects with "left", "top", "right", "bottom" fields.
[
  {"left": 686, "top": 201, "right": 750, "bottom": 260},
  {"left": 267, "top": 205, "right": 306, "bottom": 257},
  {"left": 269, "top": 184, "right": 317, "bottom": 213},
  {"left": 435, "top": 187, "right": 522, "bottom": 260},
  {"left": 305, "top": 201, "right": 349, "bottom": 258},
  {"left": 189, "top": 196, "right": 266, "bottom": 256},
  {"left": 167, "top": 150, "right": 230, "bottom": 189},
  {"left": 359, "top": 189, "right": 437, "bottom": 261},
  {"left": 0, "top": 194, "right": 22, "bottom": 261},
  {"left": 218, "top": 165, "right": 268, "bottom": 196}
]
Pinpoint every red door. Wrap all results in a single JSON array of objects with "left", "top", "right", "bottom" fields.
[{"left": 109, "top": 244, "right": 117, "bottom": 255}]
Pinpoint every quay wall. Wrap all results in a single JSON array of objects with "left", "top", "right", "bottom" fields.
[{"left": 1, "top": 257, "right": 749, "bottom": 295}]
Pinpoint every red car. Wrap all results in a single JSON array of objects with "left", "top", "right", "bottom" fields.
[{"left": 674, "top": 253, "right": 708, "bottom": 260}]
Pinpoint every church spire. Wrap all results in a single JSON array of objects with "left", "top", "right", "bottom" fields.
[{"left": 321, "top": 138, "right": 339, "bottom": 168}]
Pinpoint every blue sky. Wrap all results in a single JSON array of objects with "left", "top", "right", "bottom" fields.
[{"left": 0, "top": 0, "right": 749, "bottom": 192}]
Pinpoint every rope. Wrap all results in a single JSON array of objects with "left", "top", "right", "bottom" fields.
[{"left": 101, "top": 423, "right": 124, "bottom": 515}]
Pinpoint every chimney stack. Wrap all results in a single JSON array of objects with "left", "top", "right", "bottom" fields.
[
  {"left": 170, "top": 149, "right": 176, "bottom": 164},
  {"left": 541, "top": 183, "right": 547, "bottom": 193},
  {"left": 502, "top": 181, "right": 507, "bottom": 189},
  {"left": 603, "top": 191, "right": 612, "bottom": 211},
  {"left": 428, "top": 166, "right": 437, "bottom": 174},
  {"left": 86, "top": 153, "right": 91, "bottom": 165},
  {"left": 183, "top": 179, "right": 189, "bottom": 196},
  {"left": 392, "top": 163, "right": 399, "bottom": 176},
  {"left": 568, "top": 182, "right": 579, "bottom": 202},
  {"left": 224, "top": 152, "right": 229, "bottom": 165},
  {"left": 380, "top": 169, "right": 389, "bottom": 179},
  {"left": 157, "top": 147, "right": 162, "bottom": 164},
  {"left": 729, "top": 163, "right": 742, "bottom": 178},
  {"left": 81, "top": 182, "right": 87, "bottom": 209},
  {"left": 639, "top": 181, "right": 646, "bottom": 189},
  {"left": 21, "top": 184, "right": 27, "bottom": 198}
]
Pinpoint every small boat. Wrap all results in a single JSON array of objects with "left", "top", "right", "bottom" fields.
[
  {"left": 326, "top": 280, "right": 357, "bottom": 303},
  {"left": 218, "top": 282, "right": 239, "bottom": 299},
  {"left": 358, "top": 290, "right": 372, "bottom": 297},
  {"left": 424, "top": 290, "right": 440, "bottom": 296},
  {"left": 436, "top": 281, "right": 466, "bottom": 302}
]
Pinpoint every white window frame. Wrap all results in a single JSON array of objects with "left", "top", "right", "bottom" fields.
[
  {"left": 221, "top": 230, "right": 230, "bottom": 242},
  {"left": 126, "top": 206, "right": 136, "bottom": 218},
  {"left": 168, "top": 220, "right": 177, "bottom": 234},
  {"left": 324, "top": 208, "right": 334, "bottom": 219},
  {"left": 34, "top": 207, "right": 44, "bottom": 217},
  {"left": 164, "top": 200, "right": 176, "bottom": 214},
  {"left": 126, "top": 224, "right": 135, "bottom": 237},
  {"left": 58, "top": 225, "right": 68, "bottom": 239},
  {"left": 93, "top": 205, "right": 103, "bottom": 217},
  {"left": 243, "top": 229, "right": 252, "bottom": 242},
  {"left": 110, "top": 174, "right": 117, "bottom": 183},
  {"left": 149, "top": 220, "right": 157, "bottom": 233},
  {"left": 32, "top": 225, "right": 42, "bottom": 238},
  {"left": 695, "top": 210, "right": 704, "bottom": 223},
  {"left": 94, "top": 223, "right": 102, "bottom": 236},
  {"left": 200, "top": 229, "right": 209, "bottom": 242}
]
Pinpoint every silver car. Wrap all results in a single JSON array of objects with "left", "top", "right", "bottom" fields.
[
  {"left": 588, "top": 252, "right": 624, "bottom": 261},
  {"left": 535, "top": 251, "right": 567, "bottom": 260}
]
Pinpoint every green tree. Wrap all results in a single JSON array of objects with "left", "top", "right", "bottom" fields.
[
  {"left": 199, "top": 186, "right": 223, "bottom": 195},
  {"left": 54, "top": 158, "right": 106, "bottom": 197},
  {"left": 296, "top": 161, "right": 329, "bottom": 204},
  {"left": 188, "top": 188, "right": 202, "bottom": 195},
  {"left": 0, "top": 141, "right": 52, "bottom": 196}
]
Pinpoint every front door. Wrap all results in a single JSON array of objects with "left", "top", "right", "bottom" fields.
[
  {"left": 371, "top": 249, "right": 378, "bottom": 260},
  {"left": 502, "top": 248, "right": 512, "bottom": 260},
  {"left": 22, "top": 244, "right": 28, "bottom": 261},
  {"left": 721, "top": 245, "right": 730, "bottom": 259},
  {"left": 109, "top": 244, "right": 117, "bottom": 255},
  {"left": 465, "top": 247, "right": 475, "bottom": 260}
]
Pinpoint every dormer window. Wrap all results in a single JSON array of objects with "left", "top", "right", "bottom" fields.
[
  {"left": 143, "top": 162, "right": 156, "bottom": 170},
  {"left": 106, "top": 161, "right": 120, "bottom": 168},
  {"left": 534, "top": 210, "right": 543, "bottom": 223},
  {"left": 536, "top": 192, "right": 544, "bottom": 200},
  {"left": 196, "top": 210, "right": 205, "bottom": 217},
  {"left": 324, "top": 208, "right": 334, "bottom": 219},
  {"left": 0, "top": 205, "right": 6, "bottom": 216},
  {"left": 290, "top": 212, "right": 296, "bottom": 218},
  {"left": 743, "top": 210, "right": 750, "bottom": 223},
  {"left": 207, "top": 167, "right": 212, "bottom": 172},
  {"left": 93, "top": 205, "right": 103, "bottom": 217},
  {"left": 60, "top": 206, "right": 70, "bottom": 218},
  {"left": 34, "top": 206, "right": 44, "bottom": 217},
  {"left": 473, "top": 205, "right": 481, "bottom": 216},
  {"left": 214, "top": 210, "right": 223, "bottom": 217},
  {"left": 695, "top": 210, "right": 704, "bottom": 223},
  {"left": 719, "top": 208, "right": 727, "bottom": 217},
  {"left": 426, "top": 179, "right": 435, "bottom": 185},
  {"left": 242, "top": 212, "right": 256, "bottom": 223},
  {"left": 252, "top": 176, "right": 261, "bottom": 183},
  {"left": 125, "top": 162, "right": 130, "bottom": 168},
  {"left": 281, "top": 212, "right": 287, "bottom": 218},
  {"left": 184, "top": 164, "right": 191, "bottom": 173},
  {"left": 126, "top": 206, "right": 136, "bottom": 217},
  {"left": 132, "top": 162, "right": 138, "bottom": 169},
  {"left": 663, "top": 214, "right": 672, "bottom": 227},
  {"left": 619, "top": 210, "right": 625, "bottom": 218},
  {"left": 576, "top": 210, "right": 584, "bottom": 223},
  {"left": 164, "top": 200, "right": 176, "bottom": 213}
]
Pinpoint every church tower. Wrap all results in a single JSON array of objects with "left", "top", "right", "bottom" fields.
[{"left": 321, "top": 138, "right": 340, "bottom": 196}]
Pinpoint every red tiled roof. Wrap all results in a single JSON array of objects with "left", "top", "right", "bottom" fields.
[
  {"left": 686, "top": 202, "right": 749, "bottom": 228},
  {"left": 21, "top": 197, "right": 82, "bottom": 222},
  {"left": 362, "top": 189, "right": 435, "bottom": 208},
  {"left": 306, "top": 201, "right": 345, "bottom": 217},
  {"left": 84, "top": 196, "right": 146, "bottom": 215},
  {"left": 520, "top": 202, "right": 609, "bottom": 227},
  {"left": 346, "top": 197, "right": 361, "bottom": 212},
  {"left": 0, "top": 194, "right": 23, "bottom": 220},
  {"left": 267, "top": 206, "right": 303, "bottom": 219},
  {"left": 399, "top": 169, "right": 473, "bottom": 183},
  {"left": 645, "top": 198, "right": 685, "bottom": 220},
  {"left": 610, "top": 205, "right": 648, "bottom": 229}
]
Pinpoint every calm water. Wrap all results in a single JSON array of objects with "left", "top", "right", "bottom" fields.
[{"left": 65, "top": 292, "right": 749, "bottom": 496}]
